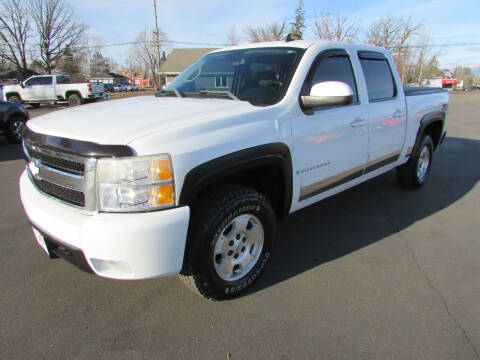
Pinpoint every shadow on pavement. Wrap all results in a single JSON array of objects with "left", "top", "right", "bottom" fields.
[
  {"left": 0, "top": 138, "right": 23, "bottom": 162},
  {"left": 249, "top": 136, "right": 480, "bottom": 295}
]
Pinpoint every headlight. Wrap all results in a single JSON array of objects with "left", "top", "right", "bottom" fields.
[{"left": 97, "top": 154, "right": 175, "bottom": 212}]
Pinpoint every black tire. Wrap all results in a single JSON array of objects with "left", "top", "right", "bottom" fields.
[
  {"left": 396, "top": 135, "right": 434, "bottom": 189},
  {"left": 68, "top": 93, "right": 82, "bottom": 107},
  {"left": 7, "top": 94, "right": 21, "bottom": 104},
  {"left": 6, "top": 115, "right": 25, "bottom": 143},
  {"left": 29, "top": 103, "right": 40, "bottom": 109},
  {"left": 180, "top": 185, "right": 276, "bottom": 300}
]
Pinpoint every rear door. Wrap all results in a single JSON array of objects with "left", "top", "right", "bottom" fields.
[
  {"left": 291, "top": 49, "right": 369, "bottom": 208},
  {"left": 357, "top": 51, "right": 406, "bottom": 171}
]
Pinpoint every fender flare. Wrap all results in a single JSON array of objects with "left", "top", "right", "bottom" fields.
[
  {"left": 65, "top": 90, "right": 82, "bottom": 100},
  {"left": 179, "top": 143, "right": 293, "bottom": 218},
  {"left": 412, "top": 111, "right": 445, "bottom": 153}
]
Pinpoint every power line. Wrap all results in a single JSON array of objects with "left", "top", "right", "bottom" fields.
[{"left": 1, "top": 40, "right": 479, "bottom": 52}]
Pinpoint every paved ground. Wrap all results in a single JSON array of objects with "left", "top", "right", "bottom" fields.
[{"left": 1, "top": 93, "right": 479, "bottom": 359}]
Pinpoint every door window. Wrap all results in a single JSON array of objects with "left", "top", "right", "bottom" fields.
[
  {"left": 25, "top": 78, "right": 40, "bottom": 86},
  {"left": 305, "top": 54, "right": 358, "bottom": 104},
  {"left": 36, "top": 77, "right": 53, "bottom": 85},
  {"left": 359, "top": 58, "right": 396, "bottom": 101}
]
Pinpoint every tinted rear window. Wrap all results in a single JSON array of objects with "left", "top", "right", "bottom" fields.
[{"left": 359, "top": 58, "right": 396, "bottom": 101}]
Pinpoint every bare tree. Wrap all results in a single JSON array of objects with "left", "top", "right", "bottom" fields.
[
  {"left": 226, "top": 25, "right": 240, "bottom": 46},
  {"left": 0, "top": 0, "right": 30, "bottom": 72},
  {"left": 132, "top": 29, "right": 168, "bottom": 89},
  {"left": 366, "top": 14, "right": 423, "bottom": 84},
  {"left": 365, "top": 14, "right": 403, "bottom": 48},
  {"left": 455, "top": 65, "right": 474, "bottom": 88},
  {"left": 28, "top": 0, "right": 86, "bottom": 74},
  {"left": 244, "top": 22, "right": 288, "bottom": 42},
  {"left": 312, "top": 13, "right": 359, "bottom": 42}
]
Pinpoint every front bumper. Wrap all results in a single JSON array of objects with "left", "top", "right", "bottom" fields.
[{"left": 19, "top": 170, "right": 190, "bottom": 280}]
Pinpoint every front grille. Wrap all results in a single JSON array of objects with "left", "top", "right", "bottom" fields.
[
  {"left": 31, "top": 176, "right": 85, "bottom": 207},
  {"left": 26, "top": 145, "right": 85, "bottom": 175}
]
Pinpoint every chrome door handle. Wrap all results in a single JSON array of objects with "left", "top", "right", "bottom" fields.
[
  {"left": 393, "top": 110, "right": 405, "bottom": 118},
  {"left": 350, "top": 118, "right": 367, "bottom": 127}
]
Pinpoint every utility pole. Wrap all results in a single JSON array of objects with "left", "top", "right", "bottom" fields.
[{"left": 153, "top": 0, "right": 162, "bottom": 90}]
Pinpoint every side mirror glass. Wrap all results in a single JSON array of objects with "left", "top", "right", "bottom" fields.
[{"left": 301, "top": 81, "right": 354, "bottom": 110}]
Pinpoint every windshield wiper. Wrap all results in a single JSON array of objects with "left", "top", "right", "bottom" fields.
[
  {"left": 183, "top": 90, "right": 239, "bottom": 101},
  {"left": 155, "top": 89, "right": 183, "bottom": 98}
]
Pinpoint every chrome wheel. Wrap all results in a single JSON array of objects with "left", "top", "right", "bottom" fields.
[
  {"left": 213, "top": 214, "right": 264, "bottom": 282},
  {"left": 11, "top": 119, "right": 23, "bottom": 141},
  {"left": 416, "top": 145, "right": 430, "bottom": 183}
]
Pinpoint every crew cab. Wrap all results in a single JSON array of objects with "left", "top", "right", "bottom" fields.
[
  {"left": 19, "top": 40, "right": 448, "bottom": 300},
  {"left": 2, "top": 75, "right": 106, "bottom": 107}
]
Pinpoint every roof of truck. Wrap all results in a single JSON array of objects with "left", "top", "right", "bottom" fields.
[{"left": 212, "top": 40, "right": 386, "bottom": 54}]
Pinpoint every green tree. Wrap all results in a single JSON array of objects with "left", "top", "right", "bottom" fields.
[
  {"left": 290, "top": 0, "right": 305, "bottom": 40},
  {"left": 89, "top": 50, "right": 110, "bottom": 77},
  {"left": 59, "top": 45, "right": 87, "bottom": 82}
]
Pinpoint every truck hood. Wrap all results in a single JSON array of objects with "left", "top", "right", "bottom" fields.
[{"left": 27, "top": 96, "right": 259, "bottom": 145}]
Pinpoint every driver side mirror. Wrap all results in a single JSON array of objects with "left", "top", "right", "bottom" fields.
[{"left": 301, "top": 81, "right": 354, "bottom": 110}]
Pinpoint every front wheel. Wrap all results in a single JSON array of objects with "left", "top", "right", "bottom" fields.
[
  {"left": 396, "top": 135, "right": 434, "bottom": 189},
  {"left": 6, "top": 115, "right": 25, "bottom": 143},
  {"left": 180, "top": 185, "right": 276, "bottom": 300}
]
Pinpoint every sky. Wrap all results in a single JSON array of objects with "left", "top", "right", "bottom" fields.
[{"left": 75, "top": 0, "right": 480, "bottom": 70}]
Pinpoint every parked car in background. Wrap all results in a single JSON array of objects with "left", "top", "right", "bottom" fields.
[
  {"left": 1, "top": 75, "right": 105, "bottom": 107},
  {"left": 0, "top": 99, "right": 29, "bottom": 143},
  {"left": 102, "top": 83, "right": 114, "bottom": 92},
  {"left": 127, "top": 84, "right": 139, "bottom": 91},
  {"left": 464, "top": 86, "right": 480, "bottom": 91},
  {"left": 113, "top": 84, "right": 128, "bottom": 92}
]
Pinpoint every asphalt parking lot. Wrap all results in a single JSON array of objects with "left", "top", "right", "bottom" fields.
[{"left": 1, "top": 93, "right": 479, "bottom": 359}]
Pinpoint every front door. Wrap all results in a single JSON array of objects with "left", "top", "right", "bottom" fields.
[
  {"left": 291, "top": 50, "right": 369, "bottom": 211},
  {"left": 24, "top": 76, "right": 55, "bottom": 101}
]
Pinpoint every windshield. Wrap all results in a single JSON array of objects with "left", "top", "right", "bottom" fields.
[{"left": 162, "top": 47, "right": 305, "bottom": 106}]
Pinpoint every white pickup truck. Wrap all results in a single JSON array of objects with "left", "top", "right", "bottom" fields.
[
  {"left": 19, "top": 40, "right": 448, "bottom": 300},
  {"left": 2, "top": 74, "right": 105, "bottom": 107}
]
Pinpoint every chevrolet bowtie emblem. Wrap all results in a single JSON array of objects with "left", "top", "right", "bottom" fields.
[{"left": 28, "top": 161, "right": 41, "bottom": 179}]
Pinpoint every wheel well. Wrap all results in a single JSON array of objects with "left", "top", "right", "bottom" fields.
[
  {"left": 66, "top": 91, "right": 81, "bottom": 99},
  {"left": 191, "top": 163, "right": 287, "bottom": 219},
  {"left": 423, "top": 120, "right": 443, "bottom": 149},
  {"left": 5, "top": 92, "right": 21, "bottom": 101}
]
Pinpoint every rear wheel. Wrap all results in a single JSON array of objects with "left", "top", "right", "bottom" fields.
[
  {"left": 6, "top": 115, "right": 25, "bottom": 143},
  {"left": 7, "top": 94, "right": 21, "bottom": 104},
  {"left": 180, "top": 185, "right": 276, "bottom": 300},
  {"left": 396, "top": 135, "right": 434, "bottom": 189},
  {"left": 68, "top": 93, "right": 82, "bottom": 106},
  {"left": 29, "top": 103, "right": 40, "bottom": 109}
]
